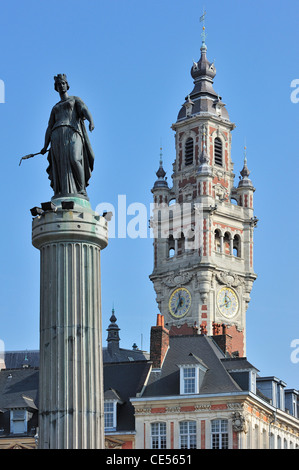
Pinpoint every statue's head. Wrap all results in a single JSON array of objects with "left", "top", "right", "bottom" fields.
[{"left": 54, "top": 74, "right": 70, "bottom": 92}]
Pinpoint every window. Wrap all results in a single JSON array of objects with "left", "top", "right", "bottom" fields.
[
  {"left": 104, "top": 401, "right": 116, "bottom": 430},
  {"left": 180, "top": 421, "right": 197, "bottom": 449},
  {"left": 223, "top": 232, "right": 230, "bottom": 255},
  {"left": 233, "top": 235, "right": 241, "bottom": 258},
  {"left": 179, "top": 364, "right": 207, "bottom": 395},
  {"left": 214, "top": 229, "right": 221, "bottom": 253},
  {"left": 185, "top": 138, "right": 194, "bottom": 166},
  {"left": 185, "top": 228, "right": 195, "bottom": 251},
  {"left": 168, "top": 235, "right": 175, "bottom": 258},
  {"left": 177, "top": 232, "right": 185, "bottom": 255},
  {"left": 10, "top": 409, "right": 27, "bottom": 434},
  {"left": 214, "top": 137, "right": 223, "bottom": 166},
  {"left": 250, "top": 371, "right": 256, "bottom": 394},
  {"left": 211, "top": 419, "right": 229, "bottom": 449},
  {"left": 183, "top": 367, "right": 196, "bottom": 394},
  {"left": 151, "top": 422, "right": 167, "bottom": 449}
]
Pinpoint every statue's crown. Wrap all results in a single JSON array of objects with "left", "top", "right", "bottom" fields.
[{"left": 54, "top": 74, "right": 67, "bottom": 82}]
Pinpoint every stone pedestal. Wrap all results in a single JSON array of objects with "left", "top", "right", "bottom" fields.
[{"left": 32, "top": 196, "right": 108, "bottom": 449}]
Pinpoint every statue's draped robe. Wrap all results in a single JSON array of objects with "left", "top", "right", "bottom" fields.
[{"left": 46, "top": 96, "right": 94, "bottom": 196}]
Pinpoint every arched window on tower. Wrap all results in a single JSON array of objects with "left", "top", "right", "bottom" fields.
[
  {"left": 214, "top": 137, "right": 223, "bottom": 166},
  {"left": 223, "top": 232, "right": 230, "bottom": 255},
  {"left": 177, "top": 232, "right": 185, "bottom": 255},
  {"left": 214, "top": 229, "right": 221, "bottom": 253},
  {"left": 168, "top": 235, "right": 175, "bottom": 258},
  {"left": 185, "top": 138, "right": 194, "bottom": 166},
  {"left": 185, "top": 228, "right": 195, "bottom": 251},
  {"left": 233, "top": 235, "right": 241, "bottom": 258}
]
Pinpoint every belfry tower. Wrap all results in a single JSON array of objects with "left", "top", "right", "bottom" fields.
[{"left": 150, "top": 18, "right": 257, "bottom": 356}]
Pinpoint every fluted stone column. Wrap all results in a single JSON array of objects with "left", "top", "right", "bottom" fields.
[{"left": 32, "top": 197, "right": 108, "bottom": 449}]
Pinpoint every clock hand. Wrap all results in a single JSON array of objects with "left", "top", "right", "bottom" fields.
[{"left": 175, "top": 294, "right": 181, "bottom": 313}]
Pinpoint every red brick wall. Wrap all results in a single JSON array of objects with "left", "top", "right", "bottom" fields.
[{"left": 150, "top": 315, "right": 169, "bottom": 368}]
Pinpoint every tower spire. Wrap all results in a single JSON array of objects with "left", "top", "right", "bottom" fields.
[
  {"left": 238, "top": 144, "right": 253, "bottom": 188},
  {"left": 106, "top": 307, "right": 120, "bottom": 355},
  {"left": 153, "top": 145, "right": 168, "bottom": 189}
]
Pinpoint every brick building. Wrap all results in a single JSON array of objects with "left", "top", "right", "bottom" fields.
[{"left": 131, "top": 315, "right": 299, "bottom": 449}]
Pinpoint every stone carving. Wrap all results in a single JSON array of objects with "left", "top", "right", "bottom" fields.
[
  {"left": 134, "top": 407, "right": 152, "bottom": 415},
  {"left": 40, "top": 74, "right": 95, "bottom": 198},
  {"left": 166, "top": 406, "right": 181, "bottom": 413},
  {"left": 195, "top": 403, "right": 211, "bottom": 411},
  {"left": 231, "top": 411, "right": 248, "bottom": 433},
  {"left": 213, "top": 182, "right": 228, "bottom": 201},
  {"left": 216, "top": 271, "right": 245, "bottom": 288},
  {"left": 227, "top": 402, "right": 245, "bottom": 410},
  {"left": 161, "top": 271, "right": 194, "bottom": 288}
]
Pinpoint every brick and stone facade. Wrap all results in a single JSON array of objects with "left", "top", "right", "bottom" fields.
[{"left": 150, "top": 30, "right": 257, "bottom": 357}]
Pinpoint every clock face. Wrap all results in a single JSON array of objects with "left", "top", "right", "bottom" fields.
[
  {"left": 217, "top": 287, "right": 239, "bottom": 318},
  {"left": 169, "top": 288, "right": 191, "bottom": 319}
]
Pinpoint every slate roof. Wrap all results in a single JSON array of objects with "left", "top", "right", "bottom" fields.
[
  {"left": 221, "top": 357, "right": 259, "bottom": 372},
  {"left": 3, "top": 351, "right": 39, "bottom": 370},
  {"left": 0, "top": 368, "right": 39, "bottom": 411},
  {"left": 104, "top": 361, "right": 151, "bottom": 431},
  {"left": 176, "top": 45, "right": 230, "bottom": 122},
  {"left": 103, "top": 347, "right": 149, "bottom": 364},
  {"left": 3, "top": 347, "right": 149, "bottom": 369},
  {"left": 141, "top": 335, "right": 243, "bottom": 398}
]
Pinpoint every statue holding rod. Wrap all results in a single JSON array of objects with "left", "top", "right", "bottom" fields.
[{"left": 37, "top": 74, "right": 95, "bottom": 198}]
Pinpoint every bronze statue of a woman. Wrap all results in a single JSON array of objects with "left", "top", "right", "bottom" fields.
[{"left": 40, "top": 74, "right": 95, "bottom": 198}]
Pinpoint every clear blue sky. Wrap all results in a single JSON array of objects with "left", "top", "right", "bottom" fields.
[{"left": 0, "top": 0, "right": 298, "bottom": 389}]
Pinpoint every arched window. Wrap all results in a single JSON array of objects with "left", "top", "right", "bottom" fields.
[
  {"left": 177, "top": 232, "right": 185, "bottom": 255},
  {"left": 168, "top": 235, "right": 175, "bottom": 258},
  {"left": 185, "top": 228, "right": 195, "bottom": 251},
  {"left": 185, "top": 138, "right": 194, "bottom": 166},
  {"left": 233, "top": 235, "right": 241, "bottom": 258},
  {"left": 214, "top": 229, "right": 221, "bottom": 253},
  {"left": 214, "top": 137, "right": 223, "bottom": 166},
  {"left": 223, "top": 232, "right": 230, "bottom": 255}
]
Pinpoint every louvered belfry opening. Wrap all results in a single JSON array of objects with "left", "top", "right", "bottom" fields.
[
  {"left": 214, "top": 137, "right": 223, "bottom": 166},
  {"left": 185, "top": 138, "right": 194, "bottom": 166}
]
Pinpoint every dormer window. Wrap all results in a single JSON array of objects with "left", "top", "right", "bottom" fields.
[
  {"left": 104, "top": 401, "right": 117, "bottom": 431},
  {"left": 185, "top": 138, "right": 194, "bottom": 166},
  {"left": 182, "top": 367, "right": 196, "bottom": 394},
  {"left": 10, "top": 409, "right": 27, "bottom": 434},
  {"left": 104, "top": 389, "right": 123, "bottom": 431},
  {"left": 214, "top": 137, "right": 223, "bottom": 166},
  {"left": 179, "top": 360, "right": 208, "bottom": 395}
]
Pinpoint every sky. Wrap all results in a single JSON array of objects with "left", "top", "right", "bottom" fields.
[{"left": 0, "top": 0, "right": 298, "bottom": 389}]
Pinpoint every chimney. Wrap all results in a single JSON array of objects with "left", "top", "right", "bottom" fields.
[
  {"left": 150, "top": 314, "right": 169, "bottom": 368},
  {"left": 212, "top": 323, "right": 233, "bottom": 356}
]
